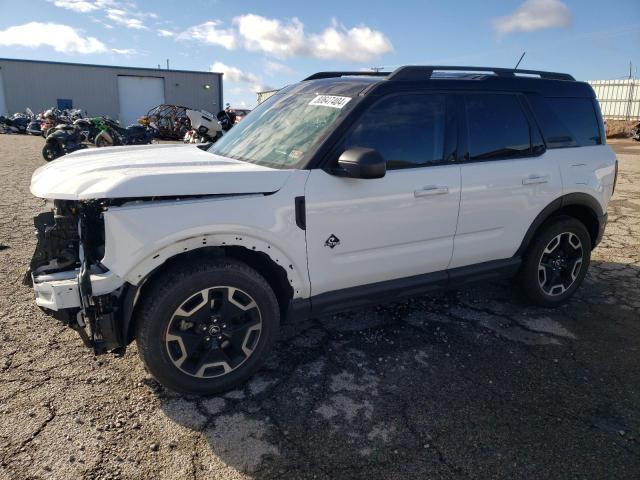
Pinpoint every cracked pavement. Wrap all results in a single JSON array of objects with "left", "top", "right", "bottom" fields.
[{"left": 0, "top": 135, "right": 639, "bottom": 479}]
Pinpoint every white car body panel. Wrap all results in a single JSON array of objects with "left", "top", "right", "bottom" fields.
[
  {"left": 100, "top": 170, "right": 311, "bottom": 298},
  {"left": 450, "top": 153, "right": 562, "bottom": 268},
  {"left": 450, "top": 145, "right": 616, "bottom": 268},
  {"left": 30, "top": 144, "right": 291, "bottom": 200},
  {"left": 304, "top": 165, "right": 461, "bottom": 296},
  {"left": 555, "top": 145, "right": 617, "bottom": 210}
]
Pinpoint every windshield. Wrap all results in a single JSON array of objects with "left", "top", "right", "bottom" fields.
[{"left": 209, "top": 92, "right": 356, "bottom": 169}]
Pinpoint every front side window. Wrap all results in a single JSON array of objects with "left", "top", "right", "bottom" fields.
[
  {"left": 341, "top": 94, "right": 447, "bottom": 169},
  {"left": 465, "top": 94, "right": 532, "bottom": 161},
  {"left": 210, "top": 92, "right": 357, "bottom": 169}
]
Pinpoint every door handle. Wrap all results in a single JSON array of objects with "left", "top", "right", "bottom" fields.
[
  {"left": 522, "top": 175, "right": 549, "bottom": 185},
  {"left": 414, "top": 185, "right": 449, "bottom": 197}
]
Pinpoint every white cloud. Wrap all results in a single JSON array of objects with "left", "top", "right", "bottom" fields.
[
  {"left": 157, "top": 29, "right": 175, "bottom": 38},
  {"left": 48, "top": 0, "right": 99, "bottom": 13},
  {"left": 111, "top": 47, "right": 137, "bottom": 55},
  {"left": 178, "top": 21, "right": 238, "bottom": 49},
  {"left": 234, "top": 14, "right": 306, "bottom": 58},
  {"left": 309, "top": 20, "right": 394, "bottom": 62},
  {"left": 210, "top": 61, "right": 259, "bottom": 84},
  {"left": 106, "top": 8, "right": 147, "bottom": 30},
  {"left": 493, "top": 0, "right": 571, "bottom": 36},
  {"left": 0, "top": 22, "right": 107, "bottom": 54},
  {"left": 181, "top": 15, "right": 392, "bottom": 62},
  {"left": 264, "top": 60, "right": 294, "bottom": 75},
  {"left": 210, "top": 61, "right": 266, "bottom": 93},
  {"left": 48, "top": 0, "right": 154, "bottom": 31}
]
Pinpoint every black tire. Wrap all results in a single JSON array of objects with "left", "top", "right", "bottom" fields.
[
  {"left": 95, "top": 135, "right": 111, "bottom": 147},
  {"left": 135, "top": 257, "right": 280, "bottom": 395},
  {"left": 519, "top": 216, "right": 591, "bottom": 307},
  {"left": 42, "top": 143, "right": 62, "bottom": 161}
]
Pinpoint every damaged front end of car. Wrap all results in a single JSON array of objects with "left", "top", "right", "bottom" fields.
[{"left": 25, "top": 200, "right": 127, "bottom": 355}]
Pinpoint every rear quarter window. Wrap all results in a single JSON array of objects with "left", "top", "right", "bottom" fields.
[{"left": 528, "top": 96, "right": 602, "bottom": 148}]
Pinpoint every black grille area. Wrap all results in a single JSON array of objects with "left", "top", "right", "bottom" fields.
[{"left": 30, "top": 210, "right": 80, "bottom": 275}]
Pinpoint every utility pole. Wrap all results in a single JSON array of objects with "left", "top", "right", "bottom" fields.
[
  {"left": 166, "top": 59, "right": 170, "bottom": 70},
  {"left": 626, "top": 61, "right": 634, "bottom": 120}
]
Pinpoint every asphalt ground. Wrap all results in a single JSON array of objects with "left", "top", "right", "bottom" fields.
[{"left": 0, "top": 135, "right": 638, "bottom": 479}]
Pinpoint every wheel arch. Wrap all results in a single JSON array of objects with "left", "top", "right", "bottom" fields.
[
  {"left": 120, "top": 242, "right": 299, "bottom": 345},
  {"left": 516, "top": 193, "right": 603, "bottom": 256}
]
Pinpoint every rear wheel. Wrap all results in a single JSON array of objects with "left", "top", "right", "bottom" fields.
[
  {"left": 135, "top": 258, "right": 280, "bottom": 395},
  {"left": 519, "top": 216, "right": 591, "bottom": 307}
]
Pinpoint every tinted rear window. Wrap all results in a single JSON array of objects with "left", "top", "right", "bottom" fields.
[
  {"left": 546, "top": 98, "right": 601, "bottom": 147},
  {"left": 528, "top": 96, "right": 601, "bottom": 148},
  {"left": 465, "top": 94, "right": 532, "bottom": 161}
]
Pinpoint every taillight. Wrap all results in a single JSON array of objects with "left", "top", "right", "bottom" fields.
[{"left": 613, "top": 159, "right": 619, "bottom": 194}]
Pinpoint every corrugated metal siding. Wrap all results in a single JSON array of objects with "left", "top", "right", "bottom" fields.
[
  {"left": 0, "top": 59, "right": 223, "bottom": 122},
  {"left": 588, "top": 79, "right": 640, "bottom": 120}
]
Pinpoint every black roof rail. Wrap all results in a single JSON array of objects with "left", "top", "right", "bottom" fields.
[
  {"left": 303, "top": 71, "right": 390, "bottom": 81},
  {"left": 387, "top": 65, "right": 575, "bottom": 81}
]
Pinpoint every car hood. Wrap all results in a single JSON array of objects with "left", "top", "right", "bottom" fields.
[{"left": 30, "top": 144, "right": 293, "bottom": 200}]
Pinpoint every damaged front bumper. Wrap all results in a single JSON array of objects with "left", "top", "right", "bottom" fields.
[
  {"left": 30, "top": 267, "right": 129, "bottom": 354},
  {"left": 32, "top": 269, "right": 124, "bottom": 311},
  {"left": 27, "top": 201, "right": 131, "bottom": 355}
]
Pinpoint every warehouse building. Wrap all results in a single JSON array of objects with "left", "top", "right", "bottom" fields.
[{"left": 0, "top": 58, "right": 223, "bottom": 125}]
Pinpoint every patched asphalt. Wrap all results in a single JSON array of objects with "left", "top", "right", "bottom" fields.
[{"left": 0, "top": 135, "right": 638, "bottom": 479}]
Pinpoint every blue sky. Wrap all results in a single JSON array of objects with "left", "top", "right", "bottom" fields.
[{"left": 0, "top": 0, "right": 638, "bottom": 107}]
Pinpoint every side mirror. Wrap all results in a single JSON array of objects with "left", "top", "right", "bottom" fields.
[{"left": 333, "top": 147, "right": 386, "bottom": 179}]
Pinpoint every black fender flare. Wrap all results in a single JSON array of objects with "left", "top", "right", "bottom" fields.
[{"left": 515, "top": 193, "right": 604, "bottom": 256}]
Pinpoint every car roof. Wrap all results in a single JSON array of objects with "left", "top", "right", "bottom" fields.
[{"left": 292, "top": 66, "right": 595, "bottom": 98}]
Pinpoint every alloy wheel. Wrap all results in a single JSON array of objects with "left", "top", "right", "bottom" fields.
[
  {"left": 164, "top": 286, "right": 262, "bottom": 378},
  {"left": 537, "top": 232, "right": 583, "bottom": 296}
]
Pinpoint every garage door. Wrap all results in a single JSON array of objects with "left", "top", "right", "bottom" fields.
[
  {"left": 0, "top": 70, "right": 7, "bottom": 116},
  {"left": 117, "top": 76, "right": 165, "bottom": 126}
]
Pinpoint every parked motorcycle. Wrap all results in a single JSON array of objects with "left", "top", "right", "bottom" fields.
[
  {"left": 94, "top": 118, "right": 157, "bottom": 147},
  {"left": 41, "top": 108, "right": 68, "bottom": 138},
  {"left": 216, "top": 104, "right": 237, "bottom": 133},
  {"left": 183, "top": 109, "right": 222, "bottom": 143},
  {"left": 42, "top": 124, "right": 88, "bottom": 161},
  {"left": 73, "top": 116, "right": 109, "bottom": 144},
  {"left": 0, "top": 112, "right": 30, "bottom": 134},
  {"left": 27, "top": 111, "right": 43, "bottom": 135}
]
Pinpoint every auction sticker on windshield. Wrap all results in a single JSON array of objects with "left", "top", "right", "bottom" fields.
[{"left": 309, "top": 95, "right": 352, "bottom": 109}]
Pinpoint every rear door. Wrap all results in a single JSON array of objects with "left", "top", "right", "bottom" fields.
[
  {"left": 450, "top": 92, "right": 562, "bottom": 268},
  {"left": 305, "top": 92, "right": 461, "bottom": 296}
]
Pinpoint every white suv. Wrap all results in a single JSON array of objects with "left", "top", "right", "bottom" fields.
[{"left": 27, "top": 66, "right": 617, "bottom": 394}]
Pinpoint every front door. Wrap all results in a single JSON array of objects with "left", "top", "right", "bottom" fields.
[{"left": 305, "top": 93, "right": 461, "bottom": 297}]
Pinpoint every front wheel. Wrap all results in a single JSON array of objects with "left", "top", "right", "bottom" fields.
[
  {"left": 42, "top": 143, "right": 62, "bottom": 161},
  {"left": 519, "top": 216, "right": 591, "bottom": 307},
  {"left": 95, "top": 134, "right": 112, "bottom": 147},
  {"left": 135, "top": 258, "right": 280, "bottom": 395}
]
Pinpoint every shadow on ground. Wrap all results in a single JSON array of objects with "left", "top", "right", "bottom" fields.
[{"left": 154, "top": 261, "right": 640, "bottom": 479}]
